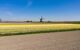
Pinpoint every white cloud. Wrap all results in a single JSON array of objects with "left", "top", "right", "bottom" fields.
[
  {"left": 0, "top": 6, "right": 13, "bottom": 16},
  {"left": 27, "top": 0, "right": 33, "bottom": 7}
]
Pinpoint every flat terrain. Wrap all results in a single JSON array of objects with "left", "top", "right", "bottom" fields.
[
  {"left": 0, "top": 31, "right": 80, "bottom": 50},
  {"left": 0, "top": 23, "right": 80, "bottom": 35}
]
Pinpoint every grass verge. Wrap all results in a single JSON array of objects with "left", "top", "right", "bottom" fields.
[{"left": 0, "top": 28, "right": 80, "bottom": 36}]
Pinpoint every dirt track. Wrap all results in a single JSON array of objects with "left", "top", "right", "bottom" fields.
[{"left": 0, "top": 31, "right": 80, "bottom": 50}]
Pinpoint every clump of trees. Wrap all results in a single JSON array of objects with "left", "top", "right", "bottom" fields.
[{"left": 25, "top": 20, "right": 32, "bottom": 22}]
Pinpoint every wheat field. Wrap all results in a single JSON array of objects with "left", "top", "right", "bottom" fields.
[{"left": 0, "top": 23, "right": 80, "bottom": 35}]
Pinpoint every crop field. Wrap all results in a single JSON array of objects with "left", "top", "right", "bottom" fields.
[{"left": 0, "top": 23, "right": 80, "bottom": 36}]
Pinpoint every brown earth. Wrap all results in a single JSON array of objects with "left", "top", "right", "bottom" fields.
[{"left": 0, "top": 31, "right": 80, "bottom": 50}]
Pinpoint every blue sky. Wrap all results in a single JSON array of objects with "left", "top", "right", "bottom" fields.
[{"left": 0, "top": 0, "right": 80, "bottom": 21}]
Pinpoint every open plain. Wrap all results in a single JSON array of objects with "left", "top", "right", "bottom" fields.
[{"left": 0, "top": 23, "right": 80, "bottom": 35}]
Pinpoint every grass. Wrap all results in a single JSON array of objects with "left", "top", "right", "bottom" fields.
[{"left": 0, "top": 23, "right": 80, "bottom": 36}]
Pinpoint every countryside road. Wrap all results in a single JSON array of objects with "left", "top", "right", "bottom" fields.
[{"left": 0, "top": 31, "right": 80, "bottom": 50}]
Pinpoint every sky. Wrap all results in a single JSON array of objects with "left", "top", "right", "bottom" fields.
[{"left": 0, "top": 0, "right": 80, "bottom": 21}]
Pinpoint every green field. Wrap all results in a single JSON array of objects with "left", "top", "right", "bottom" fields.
[{"left": 0, "top": 23, "right": 80, "bottom": 36}]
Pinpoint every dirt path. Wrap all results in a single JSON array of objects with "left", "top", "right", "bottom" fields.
[{"left": 0, "top": 31, "right": 80, "bottom": 50}]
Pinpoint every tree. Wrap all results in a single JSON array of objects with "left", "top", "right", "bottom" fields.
[
  {"left": 40, "top": 16, "right": 43, "bottom": 22},
  {"left": 0, "top": 18, "right": 2, "bottom": 22}
]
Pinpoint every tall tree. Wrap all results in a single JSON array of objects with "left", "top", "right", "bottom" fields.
[
  {"left": 40, "top": 16, "right": 43, "bottom": 22},
  {"left": 0, "top": 18, "right": 2, "bottom": 22}
]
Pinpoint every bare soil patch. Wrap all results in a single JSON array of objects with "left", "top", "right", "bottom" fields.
[{"left": 0, "top": 31, "right": 80, "bottom": 50}]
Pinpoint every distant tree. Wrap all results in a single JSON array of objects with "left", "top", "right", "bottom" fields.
[
  {"left": 0, "top": 18, "right": 2, "bottom": 22},
  {"left": 40, "top": 16, "right": 43, "bottom": 22},
  {"left": 48, "top": 21, "right": 51, "bottom": 23},
  {"left": 26, "top": 20, "right": 32, "bottom": 22}
]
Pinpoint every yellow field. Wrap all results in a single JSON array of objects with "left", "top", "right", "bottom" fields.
[{"left": 0, "top": 23, "right": 80, "bottom": 35}]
